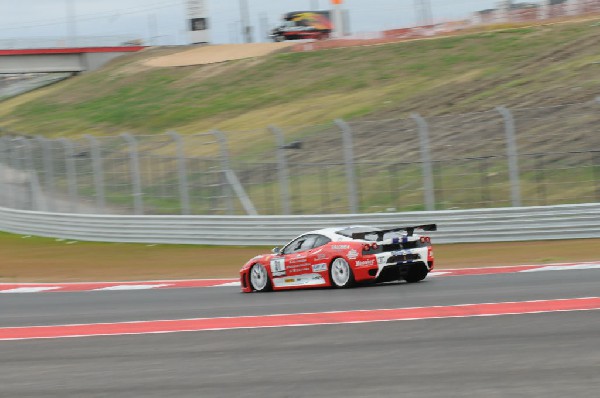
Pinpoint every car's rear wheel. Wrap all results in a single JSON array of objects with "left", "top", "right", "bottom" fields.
[
  {"left": 250, "top": 263, "right": 272, "bottom": 292},
  {"left": 330, "top": 257, "right": 355, "bottom": 288},
  {"left": 404, "top": 264, "right": 429, "bottom": 283}
]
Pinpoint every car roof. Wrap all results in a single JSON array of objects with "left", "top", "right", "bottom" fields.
[{"left": 302, "top": 226, "right": 377, "bottom": 241}]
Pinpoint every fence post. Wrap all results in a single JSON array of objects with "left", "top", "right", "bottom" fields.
[
  {"left": 35, "top": 136, "right": 56, "bottom": 212},
  {"left": 211, "top": 130, "right": 234, "bottom": 214},
  {"left": 5, "top": 137, "right": 19, "bottom": 209},
  {"left": 269, "top": 125, "right": 291, "bottom": 215},
  {"left": 59, "top": 138, "right": 79, "bottom": 213},
  {"left": 411, "top": 113, "right": 436, "bottom": 211},
  {"left": 18, "top": 138, "right": 47, "bottom": 211},
  {"left": 335, "top": 119, "right": 359, "bottom": 214},
  {"left": 84, "top": 135, "right": 106, "bottom": 214},
  {"left": 13, "top": 138, "right": 33, "bottom": 210},
  {"left": 167, "top": 131, "right": 191, "bottom": 215},
  {"left": 496, "top": 106, "right": 522, "bottom": 207},
  {"left": 121, "top": 133, "right": 144, "bottom": 215},
  {"left": 210, "top": 130, "right": 258, "bottom": 215},
  {"left": 0, "top": 137, "right": 10, "bottom": 208}
]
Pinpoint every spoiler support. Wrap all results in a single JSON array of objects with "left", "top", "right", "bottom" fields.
[{"left": 351, "top": 224, "right": 437, "bottom": 241}]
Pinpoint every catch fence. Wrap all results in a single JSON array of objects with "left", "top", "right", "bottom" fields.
[{"left": 0, "top": 100, "right": 599, "bottom": 216}]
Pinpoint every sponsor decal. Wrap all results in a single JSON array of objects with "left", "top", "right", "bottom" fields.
[
  {"left": 332, "top": 245, "right": 350, "bottom": 250},
  {"left": 270, "top": 258, "right": 286, "bottom": 277},
  {"left": 273, "top": 274, "right": 327, "bottom": 288},
  {"left": 347, "top": 250, "right": 359, "bottom": 260},
  {"left": 355, "top": 259, "right": 375, "bottom": 267},
  {"left": 287, "top": 265, "right": 311, "bottom": 274},
  {"left": 312, "top": 263, "right": 328, "bottom": 272},
  {"left": 316, "top": 254, "right": 327, "bottom": 260},
  {"left": 290, "top": 257, "right": 308, "bottom": 264}
]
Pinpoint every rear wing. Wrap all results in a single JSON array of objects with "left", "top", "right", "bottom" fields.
[{"left": 351, "top": 224, "right": 437, "bottom": 241}]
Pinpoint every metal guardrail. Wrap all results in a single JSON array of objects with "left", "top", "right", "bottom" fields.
[{"left": 1, "top": 203, "right": 599, "bottom": 246}]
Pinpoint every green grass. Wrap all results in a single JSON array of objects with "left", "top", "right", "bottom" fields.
[
  {"left": 1, "top": 19, "right": 599, "bottom": 135},
  {"left": 2, "top": 229, "right": 600, "bottom": 282}
]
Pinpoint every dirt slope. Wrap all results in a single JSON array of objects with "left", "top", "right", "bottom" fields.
[{"left": 143, "top": 42, "right": 297, "bottom": 67}]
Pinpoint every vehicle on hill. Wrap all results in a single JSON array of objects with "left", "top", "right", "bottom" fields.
[
  {"left": 240, "top": 224, "right": 436, "bottom": 292},
  {"left": 270, "top": 11, "right": 333, "bottom": 42}
]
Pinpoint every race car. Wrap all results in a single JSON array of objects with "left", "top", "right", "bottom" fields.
[{"left": 240, "top": 224, "right": 436, "bottom": 293}]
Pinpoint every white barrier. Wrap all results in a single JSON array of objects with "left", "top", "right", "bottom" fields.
[{"left": 1, "top": 203, "right": 599, "bottom": 246}]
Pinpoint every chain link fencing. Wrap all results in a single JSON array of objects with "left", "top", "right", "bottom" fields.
[{"left": 1, "top": 99, "right": 599, "bottom": 215}]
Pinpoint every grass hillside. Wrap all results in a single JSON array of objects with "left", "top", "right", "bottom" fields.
[{"left": 1, "top": 18, "right": 599, "bottom": 136}]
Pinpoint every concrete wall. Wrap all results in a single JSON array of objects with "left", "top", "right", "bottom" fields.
[
  {"left": 0, "top": 54, "right": 84, "bottom": 74},
  {"left": 0, "top": 48, "right": 144, "bottom": 74}
]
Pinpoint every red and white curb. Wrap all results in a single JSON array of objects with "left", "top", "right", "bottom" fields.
[
  {"left": 428, "top": 261, "right": 600, "bottom": 278},
  {"left": 1, "top": 262, "right": 599, "bottom": 294},
  {"left": 1, "top": 297, "right": 599, "bottom": 341},
  {"left": 0, "top": 279, "right": 238, "bottom": 294}
]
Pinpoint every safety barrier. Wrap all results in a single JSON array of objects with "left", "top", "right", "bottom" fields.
[{"left": 1, "top": 203, "right": 599, "bottom": 246}]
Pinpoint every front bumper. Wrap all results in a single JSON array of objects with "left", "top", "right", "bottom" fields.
[{"left": 240, "top": 269, "right": 252, "bottom": 293}]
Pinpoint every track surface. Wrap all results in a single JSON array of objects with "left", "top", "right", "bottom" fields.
[{"left": 1, "top": 269, "right": 599, "bottom": 397}]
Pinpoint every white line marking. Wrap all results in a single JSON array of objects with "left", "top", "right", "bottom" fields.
[
  {"left": 429, "top": 272, "right": 451, "bottom": 277},
  {"left": 92, "top": 284, "right": 171, "bottom": 291},
  {"left": 0, "top": 278, "right": 237, "bottom": 286},
  {"left": 212, "top": 282, "right": 241, "bottom": 287},
  {"left": 520, "top": 264, "right": 600, "bottom": 272},
  {"left": 0, "top": 287, "right": 61, "bottom": 293}
]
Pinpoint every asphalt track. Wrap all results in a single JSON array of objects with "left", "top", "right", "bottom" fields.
[{"left": 1, "top": 269, "right": 599, "bottom": 397}]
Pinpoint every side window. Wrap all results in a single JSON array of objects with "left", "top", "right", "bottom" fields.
[
  {"left": 283, "top": 236, "right": 307, "bottom": 254},
  {"left": 313, "top": 235, "right": 331, "bottom": 249},
  {"left": 300, "top": 235, "right": 318, "bottom": 252},
  {"left": 282, "top": 235, "right": 320, "bottom": 254},
  {"left": 282, "top": 237, "right": 302, "bottom": 255}
]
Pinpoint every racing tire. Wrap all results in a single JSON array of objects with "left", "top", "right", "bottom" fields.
[
  {"left": 404, "top": 264, "right": 429, "bottom": 283},
  {"left": 249, "top": 263, "right": 272, "bottom": 292},
  {"left": 329, "top": 257, "right": 355, "bottom": 289}
]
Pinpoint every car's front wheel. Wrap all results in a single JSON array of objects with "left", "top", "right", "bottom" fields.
[
  {"left": 249, "top": 263, "right": 272, "bottom": 292},
  {"left": 330, "top": 257, "right": 355, "bottom": 288}
]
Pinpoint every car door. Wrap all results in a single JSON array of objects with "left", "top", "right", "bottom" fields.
[
  {"left": 306, "top": 234, "right": 332, "bottom": 273},
  {"left": 280, "top": 235, "right": 318, "bottom": 277}
]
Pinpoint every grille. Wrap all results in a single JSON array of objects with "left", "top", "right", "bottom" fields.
[{"left": 387, "top": 253, "right": 420, "bottom": 263}]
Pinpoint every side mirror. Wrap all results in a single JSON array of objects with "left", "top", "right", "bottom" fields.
[{"left": 272, "top": 247, "right": 281, "bottom": 254}]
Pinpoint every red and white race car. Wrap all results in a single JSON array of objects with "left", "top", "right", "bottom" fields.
[{"left": 240, "top": 224, "right": 436, "bottom": 293}]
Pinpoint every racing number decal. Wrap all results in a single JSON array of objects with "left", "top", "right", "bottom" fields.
[{"left": 270, "top": 258, "right": 286, "bottom": 277}]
